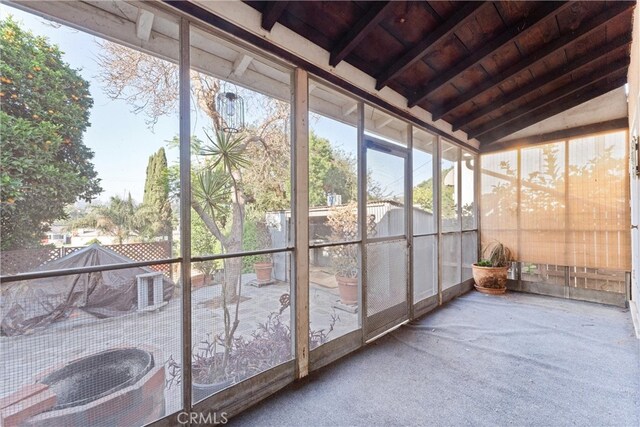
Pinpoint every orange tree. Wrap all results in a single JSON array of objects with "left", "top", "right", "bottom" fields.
[{"left": 0, "top": 17, "right": 101, "bottom": 249}]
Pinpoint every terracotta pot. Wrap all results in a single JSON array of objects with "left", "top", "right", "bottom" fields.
[
  {"left": 472, "top": 264, "right": 509, "bottom": 294},
  {"left": 335, "top": 275, "right": 358, "bottom": 305},
  {"left": 254, "top": 262, "right": 273, "bottom": 283}
]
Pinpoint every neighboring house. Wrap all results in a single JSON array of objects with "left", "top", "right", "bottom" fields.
[
  {"left": 70, "top": 228, "right": 120, "bottom": 246},
  {"left": 42, "top": 225, "right": 71, "bottom": 247}
]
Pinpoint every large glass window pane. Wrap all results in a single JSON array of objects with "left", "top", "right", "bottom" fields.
[
  {"left": 442, "top": 233, "right": 461, "bottom": 289},
  {"left": 366, "top": 148, "right": 406, "bottom": 238},
  {"left": 461, "top": 150, "right": 476, "bottom": 230},
  {"left": 191, "top": 253, "right": 292, "bottom": 403},
  {"left": 412, "top": 129, "right": 436, "bottom": 235},
  {"left": 441, "top": 141, "right": 460, "bottom": 233},
  {"left": 308, "top": 81, "right": 358, "bottom": 244},
  {"left": 1, "top": 4, "right": 180, "bottom": 275},
  {"left": 189, "top": 24, "right": 291, "bottom": 260}
]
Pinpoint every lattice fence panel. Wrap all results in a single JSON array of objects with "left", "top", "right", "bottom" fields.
[{"left": 1, "top": 242, "right": 172, "bottom": 277}]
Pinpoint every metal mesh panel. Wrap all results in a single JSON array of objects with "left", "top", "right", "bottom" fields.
[
  {"left": 413, "top": 235, "right": 437, "bottom": 302},
  {"left": 309, "top": 244, "right": 360, "bottom": 348},
  {"left": 1, "top": 263, "right": 182, "bottom": 425},
  {"left": 442, "top": 233, "right": 461, "bottom": 289},
  {"left": 191, "top": 253, "right": 293, "bottom": 404},
  {"left": 366, "top": 240, "right": 407, "bottom": 317},
  {"left": 462, "top": 231, "right": 478, "bottom": 281}
]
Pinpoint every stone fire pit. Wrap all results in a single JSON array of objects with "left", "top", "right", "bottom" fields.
[{"left": 0, "top": 347, "right": 165, "bottom": 426}]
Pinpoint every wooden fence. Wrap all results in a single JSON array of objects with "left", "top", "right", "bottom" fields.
[{"left": 1, "top": 242, "right": 172, "bottom": 277}]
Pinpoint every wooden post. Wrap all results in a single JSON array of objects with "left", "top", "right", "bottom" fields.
[
  {"left": 293, "top": 68, "right": 309, "bottom": 379},
  {"left": 178, "top": 17, "right": 193, "bottom": 412}
]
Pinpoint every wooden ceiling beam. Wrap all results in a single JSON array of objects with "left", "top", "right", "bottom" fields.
[
  {"left": 480, "top": 118, "right": 629, "bottom": 153},
  {"left": 375, "top": 1, "right": 485, "bottom": 91},
  {"left": 452, "top": 34, "right": 632, "bottom": 132},
  {"left": 479, "top": 76, "right": 627, "bottom": 144},
  {"left": 431, "top": 1, "right": 634, "bottom": 121},
  {"left": 469, "top": 59, "right": 630, "bottom": 140},
  {"left": 329, "top": 1, "right": 394, "bottom": 67},
  {"left": 422, "top": 2, "right": 444, "bottom": 24},
  {"left": 408, "top": 1, "right": 571, "bottom": 108},
  {"left": 261, "top": 1, "right": 289, "bottom": 31}
]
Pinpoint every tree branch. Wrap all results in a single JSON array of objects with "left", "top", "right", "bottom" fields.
[{"left": 191, "top": 199, "right": 227, "bottom": 247}]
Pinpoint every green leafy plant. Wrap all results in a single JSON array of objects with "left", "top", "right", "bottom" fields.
[{"left": 1, "top": 17, "right": 101, "bottom": 250}]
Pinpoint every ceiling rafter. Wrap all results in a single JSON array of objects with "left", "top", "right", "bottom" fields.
[
  {"left": 452, "top": 33, "right": 632, "bottom": 132},
  {"left": 480, "top": 76, "right": 627, "bottom": 143},
  {"left": 329, "top": 1, "right": 395, "bottom": 67},
  {"left": 374, "top": 1, "right": 486, "bottom": 91},
  {"left": 431, "top": 1, "right": 634, "bottom": 122},
  {"left": 407, "top": 1, "right": 572, "bottom": 108},
  {"left": 469, "top": 58, "right": 630, "bottom": 140},
  {"left": 422, "top": 2, "right": 444, "bottom": 24},
  {"left": 261, "top": 1, "right": 289, "bottom": 32}
]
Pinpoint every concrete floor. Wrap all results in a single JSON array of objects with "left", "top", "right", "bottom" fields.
[{"left": 232, "top": 291, "right": 640, "bottom": 426}]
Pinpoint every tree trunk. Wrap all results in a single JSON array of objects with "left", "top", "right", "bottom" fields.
[{"left": 222, "top": 244, "right": 241, "bottom": 300}]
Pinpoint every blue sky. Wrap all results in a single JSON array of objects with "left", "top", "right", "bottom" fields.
[{"left": 3, "top": 5, "right": 179, "bottom": 204}]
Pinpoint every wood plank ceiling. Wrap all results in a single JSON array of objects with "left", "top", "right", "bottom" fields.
[{"left": 244, "top": 1, "right": 636, "bottom": 149}]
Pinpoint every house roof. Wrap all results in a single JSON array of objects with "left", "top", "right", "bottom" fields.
[{"left": 244, "top": 1, "right": 635, "bottom": 150}]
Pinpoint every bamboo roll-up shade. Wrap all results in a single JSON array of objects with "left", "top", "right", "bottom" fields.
[
  {"left": 480, "top": 150, "right": 519, "bottom": 259},
  {"left": 480, "top": 130, "right": 630, "bottom": 270}
]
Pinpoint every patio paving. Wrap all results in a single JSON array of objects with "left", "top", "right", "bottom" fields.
[
  {"left": 0, "top": 273, "right": 357, "bottom": 417},
  {"left": 232, "top": 291, "right": 640, "bottom": 426}
]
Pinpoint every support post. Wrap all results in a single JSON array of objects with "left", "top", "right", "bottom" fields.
[
  {"left": 435, "top": 136, "right": 442, "bottom": 305},
  {"left": 293, "top": 68, "right": 309, "bottom": 379},
  {"left": 179, "top": 17, "right": 193, "bottom": 412},
  {"left": 358, "top": 102, "right": 367, "bottom": 338},
  {"left": 407, "top": 124, "right": 414, "bottom": 319}
]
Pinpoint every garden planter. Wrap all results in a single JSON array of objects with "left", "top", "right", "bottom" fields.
[
  {"left": 335, "top": 275, "right": 358, "bottom": 305},
  {"left": 254, "top": 262, "right": 273, "bottom": 283},
  {"left": 192, "top": 378, "right": 234, "bottom": 403},
  {"left": 472, "top": 264, "right": 509, "bottom": 294}
]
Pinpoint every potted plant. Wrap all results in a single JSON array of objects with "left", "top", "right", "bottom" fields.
[
  {"left": 253, "top": 220, "right": 273, "bottom": 285},
  {"left": 331, "top": 245, "right": 359, "bottom": 305},
  {"left": 167, "top": 294, "right": 336, "bottom": 401},
  {"left": 472, "top": 241, "right": 513, "bottom": 295},
  {"left": 327, "top": 204, "right": 360, "bottom": 305}
]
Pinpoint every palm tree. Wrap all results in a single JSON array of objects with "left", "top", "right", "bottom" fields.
[{"left": 73, "top": 194, "right": 140, "bottom": 245}]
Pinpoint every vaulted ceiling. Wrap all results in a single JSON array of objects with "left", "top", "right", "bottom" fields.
[{"left": 244, "top": 1, "right": 636, "bottom": 148}]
